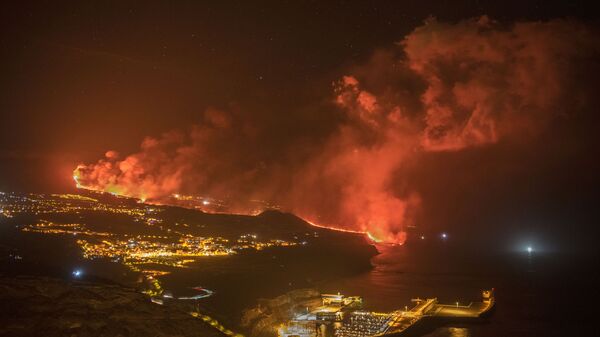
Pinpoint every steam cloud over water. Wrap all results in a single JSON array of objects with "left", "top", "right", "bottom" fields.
[{"left": 75, "top": 17, "right": 597, "bottom": 243}]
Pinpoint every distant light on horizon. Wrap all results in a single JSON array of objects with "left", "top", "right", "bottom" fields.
[
  {"left": 72, "top": 269, "right": 83, "bottom": 278},
  {"left": 509, "top": 239, "right": 549, "bottom": 255},
  {"left": 441, "top": 232, "right": 448, "bottom": 239}
]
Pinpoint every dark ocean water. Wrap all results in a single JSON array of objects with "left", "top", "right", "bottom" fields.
[{"left": 319, "top": 242, "right": 600, "bottom": 336}]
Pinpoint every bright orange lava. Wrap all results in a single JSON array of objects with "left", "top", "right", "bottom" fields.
[{"left": 303, "top": 219, "right": 387, "bottom": 244}]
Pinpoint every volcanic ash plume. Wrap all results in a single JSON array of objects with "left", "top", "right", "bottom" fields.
[
  {"left": 292, "top": 17, "right": 594, "bottom": 242},
  {"left": 288, "top": 75, "right": 422, "bottom": 243},
  {"left": 74, "top": 17, "right": 596, "bottom": 244},
  {"left": 404, "top": 16, "right": 593, "bottom": 151}
]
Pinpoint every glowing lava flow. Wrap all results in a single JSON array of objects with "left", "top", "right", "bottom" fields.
[
  {"left": 303, "top": 219, "right": 365, "bottom": 234},
  {"left": 73, "top": 169, "right": 385, "bottom": 244},
  {"left": 303, "top": 219, "right": 386, "bottom": 244},
  {"left": 366, "top": 231, "right": 383, "bottom": 243},
  {"left": 73, "top": 173, "right": 81, "bottom": 189}
]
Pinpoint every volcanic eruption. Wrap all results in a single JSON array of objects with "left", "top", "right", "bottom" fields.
[{"left": 74, "top": 17, "right": 596, "bottom": 244}]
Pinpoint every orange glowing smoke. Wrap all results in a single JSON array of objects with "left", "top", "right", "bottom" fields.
[{"left": 73, "top": 17, "right": 595, "bottom": 244}]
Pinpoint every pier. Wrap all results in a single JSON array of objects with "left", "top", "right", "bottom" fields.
[
  {"left": 381, "top": 290, "right": 494, "bottom": 336},
  {"left": 278, "top": 290, "right": 494, "bottom": 337}
]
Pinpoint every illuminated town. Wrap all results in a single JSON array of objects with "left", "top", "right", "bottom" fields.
[{"left": 1, "top": 191, "right": 302, "bottom": 297}]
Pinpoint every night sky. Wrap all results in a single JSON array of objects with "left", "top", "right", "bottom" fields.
[{"left": 1, "top": 1, "right": 599, "bottom": 250}]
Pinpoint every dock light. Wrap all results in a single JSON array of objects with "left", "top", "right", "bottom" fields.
[
  {"left": 72, "top": 269, "right": 82, "bottom": 278},
  {"left": 202, "top": 200, "right": 210, "bottom": 205},
  {"left": 527, "top": 246, "right": 533, "bottom": 253}
]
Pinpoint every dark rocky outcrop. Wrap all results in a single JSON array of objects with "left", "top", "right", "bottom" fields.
[{"left": 241, "top": 288, "right": 321, "bottom": 337}]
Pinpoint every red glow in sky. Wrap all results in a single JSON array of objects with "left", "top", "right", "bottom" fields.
[{"left": 73, "top": 17, "right": 596, "bottom": 244}]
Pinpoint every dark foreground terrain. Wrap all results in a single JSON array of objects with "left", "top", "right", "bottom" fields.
[{"left": 0, "top": 276, "right": 221, "bottom": 337}]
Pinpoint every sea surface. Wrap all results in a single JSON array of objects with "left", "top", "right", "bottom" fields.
[{"left": 319, "top": 241, "right": 599, "bottom": 336}]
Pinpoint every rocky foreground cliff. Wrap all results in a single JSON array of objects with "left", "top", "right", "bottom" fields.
[
  {"left": 241, "top": 288, "right": 322, "bottom": 337},
  {"left": 0, "top": 276, "right": 221, "bottom": 337}
]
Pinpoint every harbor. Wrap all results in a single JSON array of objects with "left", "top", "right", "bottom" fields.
[{"left": 279, "top": 290, "right": 495, "bottom": 337}]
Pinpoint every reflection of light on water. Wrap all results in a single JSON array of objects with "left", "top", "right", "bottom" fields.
[{"left": 448, "top": 327, "right": 469, "bottom": 337}]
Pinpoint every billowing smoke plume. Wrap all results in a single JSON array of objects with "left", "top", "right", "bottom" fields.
[
  {"left": 74, "top": 108, "right": 268, "bottom": 209},
  {"left": 407, "top": 16, "right": 592, "bottom": 151},
  {"left": 286, "top": 75, "right": 422, "bottom": 243},
  {"left": 74, "top": 17, "right": 596, "bottom": 243}
]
